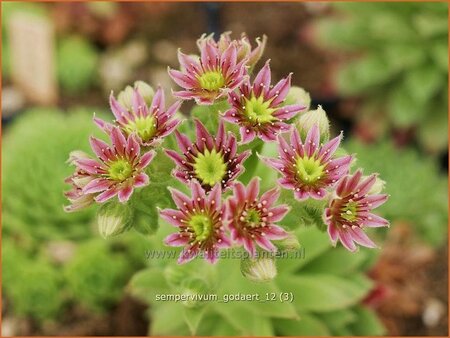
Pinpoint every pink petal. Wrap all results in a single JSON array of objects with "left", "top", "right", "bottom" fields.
[
  {"left": 134, "top": 173, "right": 149, "bottom": 188},
  {"left": 76, "top": 158, "right": 103, "bottom": 175},
  {"left": 126, "top": 134, "right": 140, "bottom": 158},
  {"left": 83, "top": 178, "right": 111, "bottom": 194},
  {"left": 338, "top": 229, "right": 357, "bottom": 252},
  {"left": 327, "top": 223, "right": 339, "bottom": 245},
  {"left": 110, "top": 127, "right": 127, "bottom": 157},
  {"left": 190, "top": 180, "right": 206, "bottom": 201},
  {"left": 268, "top": 205, "right": 289, "bottom": 222},
  {"left": 95, "top": 188, "right": 117, "bottom": 203},
  {"left": 253, "top": 60, "right": 271, "bottom": 97},
  {"left": 260, "top": 188, "right": 280, "bottom": 207},
  {"left": 175, "top": 130, "right": 193, "bottom": 154},
  {"left": 356, "top": 174, "right": 377, "bottom": 196},
  {"left": 132, "top": 89, "right": 148, "bottom": 116},
  {"left": 243, "top": 237, "right": 257, "bottom": 257},
  {"left": 349, "top": 227, "right": 377, "bottom": 248},
  {"left": 318, "top": 133, "right": 342, "bottom": 162},
  {"left": 304, "top": 124, "right": 320, "bottom": 157},
  {"left": 178, "top": 247, "right": 200, "bottom": 264},
  {"left": 164, "top": 233, "right": 190, "bottom": 247},
  {"left": 273, "top": 104, "right": 304, "bottom": 120},
  {"left": 239, "top": 127, "right": 256, "bottom": 144},
  {"left": 268, "top": 74, "right": 291, "bottom": 106},
  {"left": 165, "top": 149, "right": 185, "bottom": 167},
  {"left": 138, "top": 150, "right": 156, "bottom": 169},
  {"left": 255, "top": 236, "right": 277, "bottom": 252},
  {"left": 160, "top": 209, "right": 185, "bottom": 227},
  {"left": 118, "top": 186, "right": 134, "bottom": 203},
  {"left": 208, "top": 184, "right": 222, "bottom": 209},
  {"left": 246, "top": 177, "right": 260, "bottom": 202},
  {"left": 169, "top": 69, "right": 196, "bottom": 89},
  {"left": 363, "top": 214, "right": 389, "bottom": 228},
  {"left": 233, "top": 181, "right": 247, "bottom": 203},
  {"left": 221, "top": 43, "right": 237, "bottom": 75},
  {"left": 109, "top": 94, "right": 131, "bottom": 123},
  {"left": 265, "top": 225, "right": 288, "bottom": 240},
  {"left": 360, "top": 194, "right": 389, "bottom": 209}
]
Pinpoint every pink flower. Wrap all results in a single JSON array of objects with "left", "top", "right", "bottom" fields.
[
  {"left": 324, "top": 170, "right": 389, "bottom": 252},
  {"left": 222, "top": 61, "right": 305, "bottom": 143},
  {"left": 197, "top": 32, "right": 267, "bottom": 69},
  {"left": 260, "top": 124, "right": 352, "bottom": 201},
  {"left": 165, "top": 119, "right": 250, "bottom": 192},
  {"left": 65, "top": 127, "right": 155, "bottom": 206},
  {"left": 64, "top": 152, "right": 96, "bottom": 212},
  {"left": 227, "top": 178, "right": 289, "bottom": 256},
  {"left": 161, "top": 180, "right": 231, "bottom": 264},
  {"left": 168, "top": 39, "right": 248, "bottom": 105},
  {"left": 94, "top": 87, "right": 181, "bottom": 147}
]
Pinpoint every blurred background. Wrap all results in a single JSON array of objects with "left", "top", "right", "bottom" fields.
[{"left": 1, "top": 2, "right": 448, "bottom": 336}]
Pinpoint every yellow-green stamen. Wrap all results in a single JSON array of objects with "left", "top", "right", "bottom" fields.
[
  {"left": 198, "top": 70, "right": 226, "bottom": 91},
  {"left": 244, "top": 95, "right": 276, "bottom": 123},
  {"left": 295, "top": 156, "right": 325, "bottom": 184},
  {"left": 189, "top": 214, "right": 212, "bottom": 242},
  {"left": 243, "top": 208, "right": 261, "bottom": 227},
  {"left": 123, "top": 116, "right": 157, "bottom": 142},
  {"left": 340, "top": 201, "right": 359, "bottom": 222},
  {"left": 193, "top": 148, "right": 227, "bottom": 186},
  {"left": 108, "top": 159, "right": 133, "bottom": 181}
]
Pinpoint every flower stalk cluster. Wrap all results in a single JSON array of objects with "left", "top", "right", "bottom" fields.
[{"left": 65, "top": 32, "right": 389, "bottom": 270}]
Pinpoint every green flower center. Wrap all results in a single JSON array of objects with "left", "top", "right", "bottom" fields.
[
  {"left": 193, "top": 148, "right": 227, "bottom": 186},
  {"left": 198, "top": 70, "right": 225, "bottom": 91},
  {"left": 108, "top": 159, "right": 133, "bottom": 181},
  {"left": 244, "top": 95, "right": 276, "bottom": 123},
  {"left": 189, "top": 214, "right": 213, "bottom": 242},
  {"left": 295, "top": 156, "right": 325, "bottom": 184},
  {"left": 340, "top": 201, "right": 359, "bottom": 222},
  {"left": 123, "top": 116, "right": 156, "bottom": 142},
  {"left": 243, "top": 208, "right": 261, "bottom": 227}
]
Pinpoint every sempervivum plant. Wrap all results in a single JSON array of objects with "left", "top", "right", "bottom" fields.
[
  {"left": 64, "top": 32, "right": 391, "bottom": 335},
  {"left": 312, "top": 2, "right": 448, "bottom": 153}
]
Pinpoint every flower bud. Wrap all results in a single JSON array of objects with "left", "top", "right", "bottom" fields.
[
  {"left": 241, "top": 256, "right": 277, "bottom": 282},
  {"left": 285, "top": 86, "right": 311, "bottom": 111},
  {"left": 97, "top": 201, "right": 133, "bottom": 238},
  {"left": 180, "top": 278, "right": 209, "bottom": 308},
  {"left": 117, "top": 81, "right": 154, "bottom": 110},
  {"left": 275, "top": 232, "right": 301, "bottom": 253},
  {"left": 297, "top": 105, "right": 330, "bottom": 143},
  {"left": 66, "top": 150, "right": 90, "bottom": 165}
]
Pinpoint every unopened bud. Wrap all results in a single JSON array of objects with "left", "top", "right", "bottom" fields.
[
  {"left": 275, "top": 232, "right": 301, "bottom": 252},
  {"left": 97, "top": 201, "right": 133, "bottom": 238},
  {"left": 180, "top": 278, "right": 209, "bottom": 308},
  {"left": 241, "top": 256, "right": 277, "bottom": 282},
  {"left": 297, "top": 105, "right": 330, "bottom": 142},
  {"left": 118, "top": 81, "right": 154, "bottom": 110},
  {"left": 285, "top": 86, "right": 311, "bottom": 111}
]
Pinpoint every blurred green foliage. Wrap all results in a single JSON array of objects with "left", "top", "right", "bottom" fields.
[
  {"left": 316, "top": 2, "right": 448, "bottom": 153},
  {"left": 346, "top": 140, "right": 448, "bottom": 247},
  {"left": 57, "top": 36, "right": 99, "bottom": 94},
  {"left": 2, "top": 109, "right": 149, "bottom": 323}
]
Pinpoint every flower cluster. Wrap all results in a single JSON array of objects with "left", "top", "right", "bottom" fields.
[{"left": 65, "top": 32, "right": 389, "bottom": 266}]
